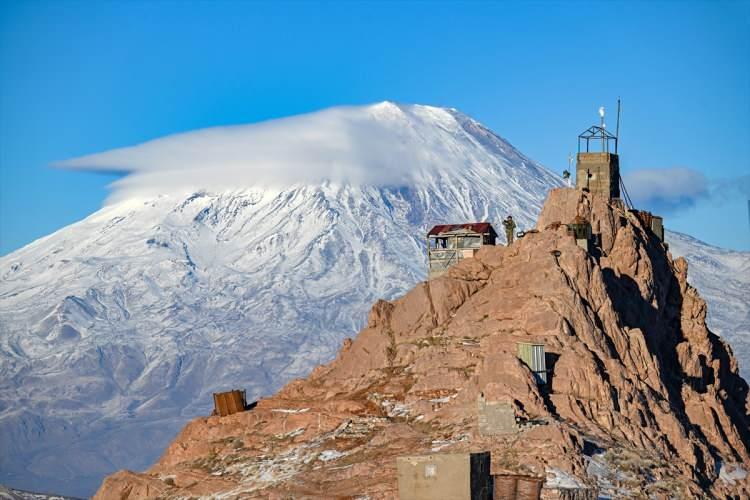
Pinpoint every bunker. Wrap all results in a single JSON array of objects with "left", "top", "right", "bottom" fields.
[
  {"left": 427, "top": 223, "right": 497, "bottom": 279},
  {"left": 567, "top": 216, "right": 593, "bottom": 252},
  {"left": 651, "top": 215, "right": 664, "bottom": 241},
  {"left": 573, "top": 105, "right": 668, "bottom": 250},
  {"left": 396, "top": 451, "right": 492, "bottom": 500},
  {"left": 630, "top": 210, "right": 665, "bottom": 241},
  {"left": 575, "top": 150, "right": 620, "bottom": 199}
]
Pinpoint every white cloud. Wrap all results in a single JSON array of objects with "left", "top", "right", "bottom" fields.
[
  {"left": 56, "top": 102, "right": 475, "bottom": 202},
  {"left": 623, "top": 167, "right": 709, "bottom": 211}
]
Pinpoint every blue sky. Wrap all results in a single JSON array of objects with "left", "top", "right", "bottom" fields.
[{"left": 1, "top": 0, "right": 748, "bottom": 254}]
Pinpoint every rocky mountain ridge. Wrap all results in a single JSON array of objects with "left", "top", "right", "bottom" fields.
[{"left": 95, "top": 188, "right": 750, "bottom": 498}]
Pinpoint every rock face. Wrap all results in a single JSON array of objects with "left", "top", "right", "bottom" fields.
[{"left": 95, "top": 188, "right": 750, "bottom": 499}]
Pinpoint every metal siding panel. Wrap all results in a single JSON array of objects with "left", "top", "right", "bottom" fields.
[{"left": 517, "top": 343, "right": 547, "bottom": 385}]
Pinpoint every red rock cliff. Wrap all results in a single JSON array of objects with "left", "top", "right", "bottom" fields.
[{"left": 95, "top": 188, "right": 750, "bottom": 499}]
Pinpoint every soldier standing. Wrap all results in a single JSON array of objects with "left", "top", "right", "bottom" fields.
[{"left": 503, "top": 215, "right": 516, "bottom": 245}]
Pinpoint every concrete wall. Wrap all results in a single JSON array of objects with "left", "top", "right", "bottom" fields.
[
  {"left": 478, "top": 398, "right": 518, "bottom": 435},
  {"left": 397, "top": 452, "right": 491, "bottom": 500},
  {"left": 575, "top": 153, "right": 620, "bottom": 199}
]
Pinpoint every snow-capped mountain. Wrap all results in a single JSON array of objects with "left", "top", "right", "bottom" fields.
[
  {"left": 0, "top": 103, "right": 559, "bottom": 496},
  {"left": 0, "top": 102, "right": 746, "bottom": 497}
]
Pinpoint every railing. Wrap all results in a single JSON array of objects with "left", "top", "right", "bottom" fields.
[{"left": 428, "top": 249, "right": 459, "bottom": 272}]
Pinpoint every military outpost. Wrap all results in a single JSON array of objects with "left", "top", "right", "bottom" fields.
[
  {"left": 426, "top": 223, "right": 498, "bottom": 279},
  {"left": 398, "top": 102, "right": 666, "bottom": 500},
  {"left": 573, "top": 102, "right": 664, "bottom": 244},
  {"left": 424, "top": 100, "right": 665, "bottom": 274},
  {"left": 208, "top": 103, "right": 667, "bottom": 500}
]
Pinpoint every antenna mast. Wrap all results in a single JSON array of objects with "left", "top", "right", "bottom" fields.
[{"left": 615, "top": 98, "right": 621, "bottom": 154}]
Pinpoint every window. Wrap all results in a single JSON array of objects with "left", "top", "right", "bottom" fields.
[
  {"left": 424, "top": 464, "right": 437, "bottom": 478},
  {"left": 458, "top": 235, "right": 481, "bottom": 248}
]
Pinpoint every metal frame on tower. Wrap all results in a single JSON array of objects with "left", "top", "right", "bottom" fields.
[
  {"left": 577, "top": 126, "right": 618, "bottom": 154},
  {"left": 576, "top": 99, "right": 622, "bottom": 154}
]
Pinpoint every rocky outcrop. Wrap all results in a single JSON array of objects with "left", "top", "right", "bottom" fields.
[{"left": 95, "top": 188, "right": 750, "bottom": 499}]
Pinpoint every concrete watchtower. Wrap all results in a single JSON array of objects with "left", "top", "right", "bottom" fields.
[{"left": 575, "top": 106, "right": 620, "bottom": 199}]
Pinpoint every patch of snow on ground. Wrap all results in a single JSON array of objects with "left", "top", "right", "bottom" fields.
[
  {"left": 318, "top": 450, "right": 346, "bottom": 462},
  {"left": 584, "top": 453, "right": 629, "bottom": 499},
  {"left": 430, "top": 434, "right": 469, "bottom": 452},
  {"left": 545, "top": 467, "right": 586, "bottom": 489},
  {"left": 719, "top": 462, "right": 747, "bottom": 484}
]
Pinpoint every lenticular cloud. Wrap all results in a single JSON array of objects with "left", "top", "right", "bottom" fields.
[{"left": 57, "top": 102, "right": 476, "bottom": 202}]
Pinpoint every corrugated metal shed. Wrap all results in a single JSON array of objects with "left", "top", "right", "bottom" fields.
[{"left": 517, "top": 343, "right": 547, "bottom": 384}]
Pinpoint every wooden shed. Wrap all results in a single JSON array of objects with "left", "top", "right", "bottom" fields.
[{"left": 213, "top": 389, "right": 248, "bottom": 417}]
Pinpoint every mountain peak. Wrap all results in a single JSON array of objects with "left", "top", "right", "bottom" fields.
[{"left": 56, "top": 102, "right": 535, "bottom": 202}]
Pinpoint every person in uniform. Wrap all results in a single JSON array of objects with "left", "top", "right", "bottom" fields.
[{"left": 503, "top": 215, "right": 516, "bottom": 245}]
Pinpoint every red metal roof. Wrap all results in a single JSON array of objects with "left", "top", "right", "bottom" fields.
[{"left": 427, "top": 223, "right": 496, "bottom": 236}]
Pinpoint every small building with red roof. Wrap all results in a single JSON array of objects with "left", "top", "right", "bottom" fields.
[{"left": 427, "top": 222, "right": 497, "bottom": 279}]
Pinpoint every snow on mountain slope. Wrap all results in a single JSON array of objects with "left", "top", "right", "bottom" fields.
[
  {"left": 0, "top": 102, "right": 746, "bottom": 497},
  {"left": 0, "top": 103, "right": 560, "bottom": 497}
]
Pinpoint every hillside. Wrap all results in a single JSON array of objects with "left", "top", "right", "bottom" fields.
[
  {"left": 95, "top": 188, "right": 750, "bottom": 498},
  {"left": 0, "top": 102, "right": 747, "bottom": 497}
]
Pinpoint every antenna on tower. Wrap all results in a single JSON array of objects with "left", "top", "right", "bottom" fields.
[
  {"left": 615, "top": 98, "right": 621, "bottom": 154},
  {"left": 599, "top": 106, "right": 606, "bottom": 151},
  {"left": 563, "top": 153, "right": 573, "bottom": 187}
]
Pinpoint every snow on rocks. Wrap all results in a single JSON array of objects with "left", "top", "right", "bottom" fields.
[
  {"left": 317, "top": 449, "right": 346, "bottom": 462},
  {"left": 720, "top": 463, "right": 748, "bottom": 485}
]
